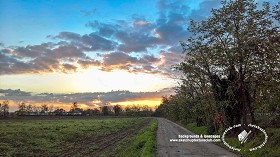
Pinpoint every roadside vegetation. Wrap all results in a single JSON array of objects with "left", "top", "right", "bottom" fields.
[{"left": 0, "top": 117, "right": 147, "bottom": 156}]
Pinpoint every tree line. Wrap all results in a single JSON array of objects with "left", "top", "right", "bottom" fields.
[
  {"left": 155, "top": 0, "right": 280, "bottom": 133},
  {"left": 0, "top": 100, "right": 154, "bottom": 117}
]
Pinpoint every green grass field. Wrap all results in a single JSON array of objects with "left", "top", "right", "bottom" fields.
[{"left": 0, "top": 117, "right": 154, "bottom": 157}]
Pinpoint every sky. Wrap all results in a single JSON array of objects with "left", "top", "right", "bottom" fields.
[{"left": 0, "top": 0, "right": 276, "bottom": 111}]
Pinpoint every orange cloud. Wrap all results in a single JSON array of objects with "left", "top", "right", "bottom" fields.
[{"left": 133, "top": 21, "right": 150, "bottom": 26}]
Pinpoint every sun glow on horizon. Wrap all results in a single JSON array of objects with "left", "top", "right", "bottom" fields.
[
  {"left": 0, "top": 67, "right": 175, "bottom": 93},
  {"left": 111, "top": 98, "right": 162, "bottom": 109},
  {"left": 3, "top": 98, "right": 162, "bottom": 112}
]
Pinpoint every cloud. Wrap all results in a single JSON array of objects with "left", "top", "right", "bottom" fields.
[
  {"left": 0, "top": 51, "right": 35, "bottom": 75},
  {"left": 86, "top": 20, "right": 117, "bottom": 37},
  {"left": 0, "top": 89, "right": 31, "bottom": 97},
  {"left": 52, "top": 32, "right": 81, "bottom": 41},
  {"left": 87, "top": 18, "right": 159, "bottom": 53},
  {"left": 4, "top": 42, "right": 53, "bottom": 58},
  {"left": 155, "top": 0, "right": 192, "bottom": 44},
  {"left": 100, "top": 52, "right": 161, "bottom": 74},
  {"left": 157, "top": 50, "right": 184, "bottom": 75},
  {"left": 102, "top": 51, "right": 138, "bottom": 66},
  {"left": 0, "top": 42, "right": 100, "bottom": 75},
  {"left": 80, "top": 9, "right": 97, "bottom": 16},
  {"left": 77, "top": 59, "right": 101, "bottom": 68},
  {"left": 51, "top": 31, "right": 118, "bottom": 52},
  {"left": 49, "top": 45, "right": 85, "bottom": 59},
  {"left": 61, "top": 63, "right": 78, "bottom": 73},
  {"left": 133, "top": 21, "right": 150, "bottom": 26},
  {"left": 116, "top": 31, "right": 159, "bottom": 53},
  {"left": 188, "top": 0, "right": 221, "bottom": 20},
  {"left": 0, "top": 42, "right": 4, "bottom": 47},
  {"left": 87, "top": 33, "right": 118, "bottom": 51}
]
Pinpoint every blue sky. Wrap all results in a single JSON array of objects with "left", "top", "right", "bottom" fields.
[{"left": 0, "top": 0, "right": 201, "bottom": 46}]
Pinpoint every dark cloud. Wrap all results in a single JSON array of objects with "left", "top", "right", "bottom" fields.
[
  {"left": 49, "top": 45, "right": 85, "bottom": 59},
  {"left": 4, "top": 42, "right": 53, "bottom": 58},
  {"left": 80, "top": 9, "right": 97, "bottom": 16},
  {"left": 0, "top": 51, "right": 35, "bottom": 75},
  {"left": 86, "top": 20, "right": 117, "bottom": 37},
  {"left": 102, "top": 52, "right": 138, "bottom": 66},
  {"left": 77, "top": 59, "right": 101, "bottom": 68},
  {"left": 140, "top": 54, "right": 161, "bottom": 64},
  {"left": 0, "top": 42, "right": 100, "bottom": 75},
  {"left": 0, "top": 42, "right": 4, "bottom": 47},
  {"left": 168, "top": 45, "right": 184, "bottom": 53},
  {"left": 87, "top": 17, "right": 159, "bottom": 53},
  {"left": 157, "top": 50, "right": 184, "bottom": 75},
  {"left": 133, "top": 21, "right": 150, "bottom": 26},
  {"left": 61, "top": 63, "right": 77, "bottom": 73},
  {"left": 116, "top": 31, "right": 159, "bottom": 53},
  {"left": 87, "top": 33, "right": 117, "bottom": 51},
  {"left": 155, "top": 0, "right": 192, "bottom": 44},
  {"left": 100, "top": 52, "right": 161, "bottom": 74},
  {"left": 0, "top": 89, "right": 31, "bottom": 96},
  {"left": 188, "top": 0, "right": 221, "bottom": 20},
  {"left": 52, "top": 31, "right": 118, "bottom": 52},
  {"left": 53, "top": 32, "right": 81, "bottom": 41}
]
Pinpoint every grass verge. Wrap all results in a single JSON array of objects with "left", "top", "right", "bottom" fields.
[
  {"left": 103, "top": 118, "right": 157, "bottom": 157},
  {"left": 185, "top": 123, "right": 208, "bottom": 135}
]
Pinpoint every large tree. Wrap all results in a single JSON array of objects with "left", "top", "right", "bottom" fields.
[{"left": 179, "top": 0, "right": 279, "bottom": 126}]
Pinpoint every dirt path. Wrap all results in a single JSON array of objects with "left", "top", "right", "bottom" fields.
[{"left": 157, "top": 118, "right": 239, "bottom": 157}]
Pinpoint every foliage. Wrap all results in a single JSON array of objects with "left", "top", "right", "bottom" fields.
[
  {"left": 186, "top": 123, "right": 208, "bottom": 135},
  {"left": 40, "top": 104, "right": 48, "bottom": 113},
  {"left": 13, "top": 102, "right": 154, "bottom": 117},
  {"left": 53, "top": 108, "right": 66, "bottom": 115},
  {"left": 69, "top": 102, "right": 83, "bottom": 114},
  {"left": 16, "top": 102, "right": 33, "bottom": 115},
  {"left": 125, "top": 104, "right": 154, "bottom": 117},
  {"left": 101, "top": 105, "right": 110, "bottom": 116},
  {"left": 113, "top": 104, "right": 122, "bottom": 116},
  {"left": 0, "top": 100, "right": 9, "bottom": 117},
  {"left": 155, "top": 0, "right": 280, "bottom": 133}
]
